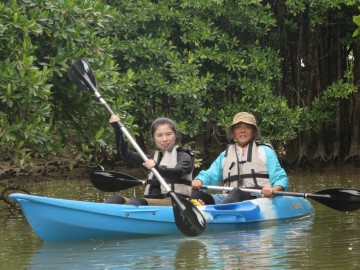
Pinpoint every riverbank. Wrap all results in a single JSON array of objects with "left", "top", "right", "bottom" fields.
[
  {"left": 0, "top": 158, "right": 88, "bottom": 180},
  {"left": 0, "top": 157, "right": 149, "bottom": 183},
  {"left": 1, "top": 156, "right": 359, "bottom": 183}
]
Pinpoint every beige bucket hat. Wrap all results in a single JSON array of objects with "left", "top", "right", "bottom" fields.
[{"left": 227, "top": 112, "right": 261, "bottom": 139}]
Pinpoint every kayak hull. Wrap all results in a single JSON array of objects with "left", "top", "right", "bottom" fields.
[{"left": 9, "top": 193, "right": 314, "bottom": 242}]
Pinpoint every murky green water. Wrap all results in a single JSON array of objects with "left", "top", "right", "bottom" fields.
[{"left": 1, "top": 167, "right": 360, "bottom": 269}]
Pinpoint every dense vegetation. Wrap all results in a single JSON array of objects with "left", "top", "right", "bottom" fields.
[{"left": 1, "top": 0, "right": 360, "bottom": 172}]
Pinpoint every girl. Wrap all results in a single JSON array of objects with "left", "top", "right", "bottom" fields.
[{"left": 106, "top": 115, "right": 194, "bottom": 205}]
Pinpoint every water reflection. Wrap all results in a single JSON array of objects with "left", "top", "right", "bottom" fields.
[
  {"left": 28, "top": 218, "right": 313, "bottom": 269},
  {"left": 304, "top": 204, "right": 360, "bottom": 269},
  {"left": 0, "top": 209, "right": 42, "bottom": 269}
]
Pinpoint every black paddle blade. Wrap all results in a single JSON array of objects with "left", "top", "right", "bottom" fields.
[
  {"left": 169, "top": 192, "right": 207, "bottom": 237},
  {"left": 95, "top": 170, "right": 139, "bottom": 181},
  {"left": 89, "top": 171, "right": 144, "bottom": 192},
  {"left": 313, "top": 188, "right": 360, "bottom": 212},
  {"left": 68, "top": 59, "right": 97, "bottom": 90}
]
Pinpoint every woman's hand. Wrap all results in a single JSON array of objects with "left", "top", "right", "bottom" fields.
[
  {"left": 261, "top": 187, "right": 275, "bottom": 197},
  {"left": 262, "top": 185, "right": 283, "bottom": 197},
  {"left": 192, "top": 179, "right": 203, "bottom": 190}
]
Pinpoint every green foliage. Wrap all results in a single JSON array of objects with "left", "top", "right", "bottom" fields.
[
  {"left": 0, "top": 1, "right": 53, "bottom": 168},
  {"left": 1, "top": 0, "right": 359, "bottom": 169},
  {"left": 353, "top": 13, "right": 360, "bottom": 37},
  {"left": 0, "top": 0, "right": 122, "bottom": 169},
  {"left": 304, "top": 79, "right": 358, "bottom": 131},
  {"left": 216, "top": 81, "right": 303, "bottom": 145},
  {"left": 105, "top": 0, "right": 290, "bottom": 149}
]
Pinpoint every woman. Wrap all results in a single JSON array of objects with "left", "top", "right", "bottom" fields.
[
  {"left": 106, "top": 115, "right": 194, "bottom": 205},
  {"left": 191, "top": 112, "right": 288, "bottom": 204}
]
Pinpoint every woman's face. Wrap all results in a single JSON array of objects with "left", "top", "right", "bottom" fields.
[
  {"left": 153, "top": 123, "right": 176, "bottom": 151},
  {"left": 231, "top": 122, "right": 257, "bottom": 147}
]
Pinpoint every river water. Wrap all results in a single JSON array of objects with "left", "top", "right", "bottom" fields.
[{"left": 0, "top": 167, "right": 360, "bottom": 269}]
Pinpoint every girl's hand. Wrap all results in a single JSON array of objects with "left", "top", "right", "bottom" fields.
[
  {"left": 109, "top": 115, "right": 121, "bottom": 123},
  {"left": 143, "top": 159, "right": 156, "bottom": 169}
]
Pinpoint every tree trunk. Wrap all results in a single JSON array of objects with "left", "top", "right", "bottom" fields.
[
  {"left": 295, "top": 11, "right": 308, "bottom": 168},
  {"left": 346, "top": 44, "right": 360, "bottom": 164},
  {"left": 296, "top": 9, "right": 314, "bottom": 170},
  {"left": 312, "top": 25, "right": 328, "bottom": 163},
  {"left": 328, "top": 25, "right": 343, "bottom": 164}
]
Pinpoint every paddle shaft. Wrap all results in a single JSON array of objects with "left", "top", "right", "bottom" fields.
[
  {"left": 87, "top": 81, "right": 172, "bottom": 193},
  {"left": 201, "top": 185, "right": 331, "bottom": 199}
]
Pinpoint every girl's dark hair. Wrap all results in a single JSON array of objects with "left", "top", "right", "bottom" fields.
[{"left": 151, "top": 118, "right": 179, "bottom": 140}]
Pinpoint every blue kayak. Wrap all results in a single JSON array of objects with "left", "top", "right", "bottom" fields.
[{"left": 9, "top": 193, "right": 314, "bottom": 242}]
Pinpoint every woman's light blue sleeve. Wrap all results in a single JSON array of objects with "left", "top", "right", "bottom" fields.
[
  {"left": 263, "top": 147, "right": 289, "bottom": 190},
  {"left": 194, "top": 151, "right": 225, "bottom": 186}
]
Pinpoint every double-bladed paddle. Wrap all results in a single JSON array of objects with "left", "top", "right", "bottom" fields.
[
  {"left": 89, "top": 170, "right": 360, "bottom": 212},
  {"left": 68, "top": 59, "right": 206, "bottom": 237}
]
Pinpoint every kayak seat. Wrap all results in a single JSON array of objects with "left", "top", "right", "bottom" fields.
[{"left": 204, "top": 201, "right": 261, "bottom": 222}]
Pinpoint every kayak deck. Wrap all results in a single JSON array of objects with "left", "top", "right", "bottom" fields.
[{"left": 9, "top": 193, "right": 314, "bottom": 242}]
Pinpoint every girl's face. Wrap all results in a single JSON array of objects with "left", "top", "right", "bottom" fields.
[
  {"left": 153, "top": 124, "right": 176, "bottom": 150},
  {"left": 231, "top": 122, "right": 257, "bottom": 147}
]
